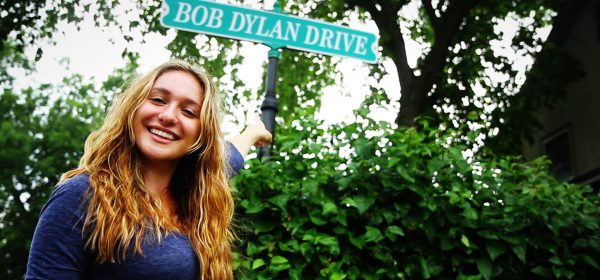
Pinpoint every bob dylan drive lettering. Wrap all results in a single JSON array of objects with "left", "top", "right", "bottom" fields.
[{"left": 172, "top": 2, "right": 369, "bottom": 56}]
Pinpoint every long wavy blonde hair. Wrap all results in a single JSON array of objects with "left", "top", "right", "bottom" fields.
[{"left": 60, "top": 59, "right": 234, "bottom": 279}]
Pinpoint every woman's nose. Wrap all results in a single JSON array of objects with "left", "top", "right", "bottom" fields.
[{"left": 158, "top": 106, "right": 178, "bottom": 125}]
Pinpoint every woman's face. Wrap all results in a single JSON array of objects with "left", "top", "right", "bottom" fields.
[{"left": 132, "top": 70, "right": 203, "bottom": 167}]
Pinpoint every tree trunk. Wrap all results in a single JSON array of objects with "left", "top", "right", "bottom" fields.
[{"left": 351, "top": 0, "right": 479, "bottom": 127}]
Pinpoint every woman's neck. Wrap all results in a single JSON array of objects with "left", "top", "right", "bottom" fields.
[
  {"left": 142, "top": 159, "right": 178, "bottom": 194},
  {"left": 142, "top": 160, "right": 180, "bottom": 224}
]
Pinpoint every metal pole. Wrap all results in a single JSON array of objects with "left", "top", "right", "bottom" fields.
[
  {"left": 258, "top": 1, "right": 282, "bottom": 160},
  {"left": 258, "top": 48, "right": 280, "bottom": 159}
]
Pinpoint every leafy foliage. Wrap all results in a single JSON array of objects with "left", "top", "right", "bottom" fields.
[
  {"left": 0, "top": 62, "right": 135, "bottom": 278},
  {"left": 1, "top": 0, "right": 121, "bottom": 61},
  {"left": 3, "top": 0, "right": 583, "bottom": 151},
  {"left": 232, "top": 104, "right": 599, "bottom": 279},
  {"left": 1, "top": 1, "right": 597, "bottom": 279}
]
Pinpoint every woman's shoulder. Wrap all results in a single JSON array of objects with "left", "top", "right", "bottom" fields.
[
  {"left": 226, "top": 141, "right": 244, "bottom": 175},
  {"left": 44, "top": 173, "right": 91, "bottom": 212},
  {"left": 59, "top": 173, "right": 90, "bottom": 189},
  {"left": 27, "top": 174, "right": 92, "bottom": 279}
]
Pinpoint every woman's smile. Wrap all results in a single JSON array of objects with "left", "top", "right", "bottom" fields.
[
  {"left": 132, "top": 70, "right": 204, "bottom": 166},
  {"left": 148, "top": 126, "right": 178, "bottom": 141}
]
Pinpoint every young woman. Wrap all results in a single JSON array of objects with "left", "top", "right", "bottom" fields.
[{"left": 26, "top": 60, "right": 272, "bottom": 279}]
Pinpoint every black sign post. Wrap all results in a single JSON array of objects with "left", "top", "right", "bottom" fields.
[{"left": 258, "top": 47, "right": 280, "bottom": 159}]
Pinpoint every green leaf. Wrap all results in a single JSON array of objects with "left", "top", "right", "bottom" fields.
[
  {"left": 300, "top": 242, "right": 311, "bottom": 255},
  {"left": 364, "top": 226, "right": 383, "bottom": 243},
  {"left": 420, "top": 256, "right": 431, "bottom": 279},
  {"left": 335, "top": 210, "right": 348, "bottom": 226},
  {"left": 303, "top": 180, "right": 318, "bottom": 194},
  {"left": 317, "top": 234, "right": 339, "bottom": 255},
  {"left": 548, "top": 255, "right": 562, "bottom": 265},
  {"left": 271, "top": 255, "right": 289, "bottom": 265},
  {"left": 322, "top": 201, "right": 338, "bottom": 215},
  {"left": 342, "top": 195, "right": 375, "bottom": 215},
  {"left": 385, "top": 225, "right": 405, "bottom": 241},
  {"left": 553, "top": 267, "right": 575, "bottom": 279},
  {"left": 387, "top": 156, "right": 401, "bottom": 168},
  {"left": 512, "top": 245, "right": 526, "bottom": 263},
  {"left": 270, "top": 255, "right": 291, "bottom": 271},
  {"left": 288, "top": 265, "right": 304, "bottom": 280},
  {"left": 349, "top": 235, "right": 365, "bottom": 249},
  {"left": 302, "top": 229, "right": 316, "bottom": 242},
  {"left": 268, "top": 193, "right": 290, "bottom": 210},
  {"left": 478, "top": 230, "right": 499, "bottom": 240},
  {"left": 462, "top": 206, "right": 478, "bottom": 221},
  {"left": 467, "top": 111, "right": 479, "bottom": 121},
  {"left": 461, "top": 234, "right": 470, "bottom": 248},
  {"left": 252, "top": 258, "right": 266, "bottom": 270},
  {"left": 441, "top": 236, "right": 456, "bottom": 251},
  {"left": 317, "top": 235, "right": 338, "bottom": 247},
  {"left": 309, "top": 143, "right": 322, "bottom": 153},
  {"left": 330, "top": 271, "right": 347, "bottom": 280},
  {"left": 486, "top": 243, "right": 506, "bottom": 261},
  {"left": 253, "top": 219, "right": 277, "bottom": 233},
  {"left": 427, "top": 157, "right": 445, "bottom": 173},
  {"left": 279, "top": 239, "right": 299, "bottom": 252},
  {"left": 396, "top": 166, "right": 416, "bottom": 183},
  {"left": 246, "top": 241, "right": 258, "bottom": 256},
  {"left": 476, "top": 259, "right": 492, "bottom": 280},
  {"left": 354, "top": 138, "right": 372, "bottom": 157},
  {"left": 279, "top": 138, "right": 298, "bottom": 151},
  {"left": 581, "top": 254, "right": 600, "bottom": 269},
  {"left": 309, "top": 210, "right": 327, "bottom": 225},
  {"left": 295, "top": 161, "right": 305, "bottom": 171},
  {"left": 243, "top": 199, "right": 266, "bottom": 214},
  {"left": 382, "top": 211, "right": 397, "bottom": 223}
]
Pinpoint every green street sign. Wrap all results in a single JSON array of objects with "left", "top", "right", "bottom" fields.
[{"left": 161, "top": 0, "right": 379, "bottom": 63}]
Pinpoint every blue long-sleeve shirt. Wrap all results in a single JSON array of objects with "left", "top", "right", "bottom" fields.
[{"left": 26, "top": 143, "right": 244, "bottom": 279}]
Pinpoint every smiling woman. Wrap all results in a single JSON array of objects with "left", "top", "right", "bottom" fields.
[
  {"left": 133, "top": 71, "right": 206, "bottom": 166},
  {"left": 25, "top": 60, "right": 272, "bottom": 280}
]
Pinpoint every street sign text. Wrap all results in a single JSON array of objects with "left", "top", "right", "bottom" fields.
[{"left": 161, "top": 0, "right": 379, "bottom": 63}]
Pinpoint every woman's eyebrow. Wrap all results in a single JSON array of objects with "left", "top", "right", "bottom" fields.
[
  {"left": 151, "top": 87, "right": 201, "bottom": 107},
  {"left": 151, "top": 87, "right": 171, "bottom": 95}
]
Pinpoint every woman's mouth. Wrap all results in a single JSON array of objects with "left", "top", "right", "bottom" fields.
[{"left": 149, "top": 127, "right": 177, "bottom": 140}]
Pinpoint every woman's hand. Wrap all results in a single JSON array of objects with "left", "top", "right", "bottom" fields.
[
  {"left": 244, "top": 117, "right": 273, "bottom": 147},
  {"left": 229, "top": 118, "right": 273, "bottom": 157}
]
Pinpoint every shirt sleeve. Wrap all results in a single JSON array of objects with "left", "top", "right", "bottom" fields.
[
  {"left": 227, "top": 141, "right": 245, "bottom": 176},
  {"left": 26, "top": 175, "right": 91, "bottom": 280}
]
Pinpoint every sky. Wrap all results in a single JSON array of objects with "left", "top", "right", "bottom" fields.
[
  {"left": 13, "top": 0, "right": 408, "bottom": 136},
  {"left": 12, "top": 0, "right": 547, "bottom": 136}
]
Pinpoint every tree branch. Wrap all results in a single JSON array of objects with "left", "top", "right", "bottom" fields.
[
  {"left": 421, "top": 0, "right": 440, "bottom": 30},
  {"left": 355, "top": 0, "right": 415, "bottom": 103},
  {"left": 423, "top": 0, "right": 478, "bottom": 78},
  {"left": 396, "top": 0, "right": 480, "bottom": 126}
]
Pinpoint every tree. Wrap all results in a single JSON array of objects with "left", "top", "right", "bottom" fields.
[
  {"left": 2, "top": 0, "right": 582, "bottom": 150},
  {"left": 292, "top": 0, "right": 586, "bottom": 154},
  {"left": 485, "top": 0, "right": 585, "bottom": 154},
  {"left": 1, "top": 1, "right": 598, "bottom": 279},
  {"left": 0, "top": 59, "right": 137, "bottom": 278},
  {"left": 0, "top": 1, "right": 121, "bottom": 62},
  {"left": 122, "top": 0, "right": 582, "bottom": 154}
]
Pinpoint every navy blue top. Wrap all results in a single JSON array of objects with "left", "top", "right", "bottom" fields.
[{"left": 26, "top": 143, "right": 244, "bottom": 280}]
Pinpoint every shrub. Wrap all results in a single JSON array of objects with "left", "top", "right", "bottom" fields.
[{"left": 232, "top": 118, "right": 600, "bottom": 279}]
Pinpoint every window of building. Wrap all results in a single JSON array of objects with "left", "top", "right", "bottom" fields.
[{"left": 543, "top": 129, "right": 574, "bottom": 181}]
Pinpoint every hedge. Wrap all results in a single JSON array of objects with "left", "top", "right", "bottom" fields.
[{"left": 232, "top": 117, "right": 600, "bottom": 279}]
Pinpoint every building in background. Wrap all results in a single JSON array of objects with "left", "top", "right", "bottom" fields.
[{"left": 522, "top": 0, "right": 600, "bottom": 189}]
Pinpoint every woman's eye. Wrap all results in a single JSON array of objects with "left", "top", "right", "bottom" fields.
[
  {"left": 150, "top": 97, "right": 165, "bottom": 104},
  {"left": 182, "top": 109, "right": 196, "bottom": 117}
]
